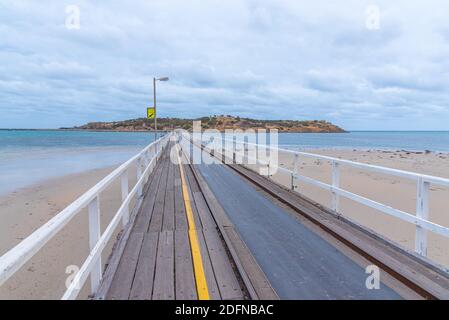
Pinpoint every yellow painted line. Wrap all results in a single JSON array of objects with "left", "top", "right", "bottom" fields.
[{"left": 176, "top": 145, "right": 210, "bottom": 300}]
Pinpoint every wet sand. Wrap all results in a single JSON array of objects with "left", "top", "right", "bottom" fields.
[{"left": 0, "top": 166, "right": 137, "bottom": 300}]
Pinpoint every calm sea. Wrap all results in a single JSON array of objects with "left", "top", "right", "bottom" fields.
[
  {"left": 0, "top": 130, "right": 159, "bottom": 196},
  {"left": 0, "top": 130, "right": 448, "bottom": 195},
  {"left": 277, "top": 131, "right": 449, "bottom": 152}
]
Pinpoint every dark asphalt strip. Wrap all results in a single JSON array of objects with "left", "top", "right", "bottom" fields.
[{"left": 197, "top": 163, "right": 402, "bottom": 300}]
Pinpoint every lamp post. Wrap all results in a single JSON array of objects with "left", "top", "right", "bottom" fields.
[{"left": 153, "top": 76, "right": 169, "bottom": 141}]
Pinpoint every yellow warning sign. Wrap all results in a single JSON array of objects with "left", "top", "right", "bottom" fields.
[{"left": 147, "top": 107, "right": 155, "bottom": 119}]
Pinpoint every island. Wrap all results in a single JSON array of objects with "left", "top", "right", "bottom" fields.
[{"left": 63, "top": 115, "right": 346, "bottom": 133}]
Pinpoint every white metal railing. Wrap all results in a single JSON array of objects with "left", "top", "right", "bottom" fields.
[
  {"left": 0, "top": 132, "right": 172, "bottom": 299},
  {"left": 185, "top": 133, "right": 449, "bottom": 259}
]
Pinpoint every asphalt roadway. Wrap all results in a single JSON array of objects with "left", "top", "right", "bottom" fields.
[{"left": 196, "top": 162, "right": 402, "bottom": 300}]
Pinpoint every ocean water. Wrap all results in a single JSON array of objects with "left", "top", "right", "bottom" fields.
[
  {"left": 1, "top": 130, "right": 449, "bottom": 196},
  {"left": 276, "top": 131, "right": 449, "bottom": 152},
  {"left": 0, "top": 130, "right": 160, "bottom": 196}
]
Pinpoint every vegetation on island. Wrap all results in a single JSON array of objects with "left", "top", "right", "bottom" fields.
[{"left": 64, "top": 115, "right": 345, "bottom": 133}]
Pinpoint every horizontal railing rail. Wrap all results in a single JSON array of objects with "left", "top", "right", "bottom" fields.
[
  {"left": 184, "top": 134, "right": 449, "bottom": 259},
  {"left": 0, "top": 132, "right": 172, "bottom": 299}
]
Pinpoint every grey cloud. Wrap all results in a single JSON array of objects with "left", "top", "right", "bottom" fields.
[{"left": 0, "top": 0, "right": 449, "bottom": 130}]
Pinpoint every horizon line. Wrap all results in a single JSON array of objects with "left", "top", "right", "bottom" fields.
[{"left": 1, "top": 128, "right": 449, "bottom": 133}]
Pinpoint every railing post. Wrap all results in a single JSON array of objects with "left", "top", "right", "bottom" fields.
[
  {"left": 147, "top": 146, "right": 154, "bottom": 176},
  {"left": 331, "top": 161, "right": 340, "bottom": 213},
  {"left": 292, "top": 153, "right": 299, "bottom": 191},
  {"left": 142, "top": 151, "right": 148, "bottom": 183},
  {"left": 121, "top": 170, "right": 129, "bottom": 227},
  {"left": 137, "top": 157, "right": 143, "bottom": 197},
  {"left": 233, "top": 137, "right": 236, "bottom": 164},
  {"left": 267, "top": 161, "right": 270, "bottom": 178},
  {"left": 150, "top": 147, "right": 155, "bottom": 172},
  {"left": 88, "top": 196, "right": 102, "bottom": 294},
  {"left": 210, "top": 139, "right": 215, "bottom": 158},
  {"left": 146, "top": 149, "right": 151, "bottom": 181},
  {"left": 221, "top": 138, "right": 225, "bottom": 162},
  {"left": 153, "top": 144, "right": 157, "bottom": 162},
  {"left": 244, "top": 140, "right": 248, "bottom": 165},
  {"left": 146, "top": 149, "right": 150, "bottom": 165},
  {"left": 415, "top": 177, "right": 429, "bottom": 256}
]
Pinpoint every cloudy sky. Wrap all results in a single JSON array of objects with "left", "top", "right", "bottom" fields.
[{"left": 1, "top": 0, "right": 449, "bottom": 130}]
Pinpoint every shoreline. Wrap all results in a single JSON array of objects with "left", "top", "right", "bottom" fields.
[
  {"left": 310, "top": 148, "right": 449, "bottom": 157},
  {"left": 0, "top": 165, "right": 115, "bottom": 201},
  {"left": 2, "top": 146, "right": 447, "bottom": 200},
  {"left": 0, "top": 145, "right": 146, "bottom": 198},
  {"left": 0, "top": 128, "right": 165, "bottom": 133},
  {"left": 4, "top": 128, "right": 345, "bottom": 133},
  {"left": 300, "top": 148, "right": 449, "bottom": 178}
]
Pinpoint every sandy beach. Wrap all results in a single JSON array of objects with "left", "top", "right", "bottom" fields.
[
  {"left": 269, "top": 149, "right": 449, "bottom": 270},
  {"left": 1, "top": 148, "right": 449, "bottom": 299},
  {"left": 0, "top": 166, "right": 137, "bottom": 300}
]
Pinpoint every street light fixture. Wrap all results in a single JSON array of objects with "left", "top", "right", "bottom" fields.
[{"left": 153, "top": 76, "right": 169, "bottom": 141}]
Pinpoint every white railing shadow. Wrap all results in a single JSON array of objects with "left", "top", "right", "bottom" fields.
[{"left": 0, "top": 132, "right": 172, "bottom": 299}]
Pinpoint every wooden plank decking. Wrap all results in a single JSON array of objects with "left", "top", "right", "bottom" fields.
[{"left": 103, "top": 143, "right": 246, "bottom": 300}]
